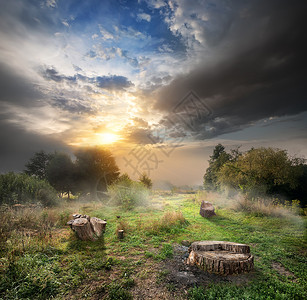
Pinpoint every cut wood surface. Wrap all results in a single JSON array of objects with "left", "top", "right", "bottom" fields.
[{"left": 187, "top": 241, "right": 254, "bottom": 275}]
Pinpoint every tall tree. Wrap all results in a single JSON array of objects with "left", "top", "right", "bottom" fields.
[
  {"left": 74, "top": 147, "right": 120, "bottom": 200},
  {"left": 203, "top": 144, "right": 231, "bottom": 190},
  {"left": 24, "top": 150, "right": 54, "bottom": 180},
  {"left": 46, "top": 153, "right": 75, "bottom": 199}
]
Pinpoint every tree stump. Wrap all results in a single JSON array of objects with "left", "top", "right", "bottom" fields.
[
  {"left": 90, "top": 217, "right": 107, "bottom": 236},
  {"left": 186, "top": 241, "right": 254, "bottom": 275},
  {"left": 67, "top": 214, "right": 107, "bottom": 241},
  {"left": 117, "top": 230, "right": 124, "bottom": 239},
  {"left": 199, "top": 201, "right": 216, "bottom": 218}
]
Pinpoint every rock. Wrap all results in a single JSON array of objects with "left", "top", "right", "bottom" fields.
[
  {"left": 186, "top": 241, "right": 254, "bottom": 275},
  {"left": 199, "top": 201, "right": 216, "bottom": 218},
  {"left": 181, "top": 240, "right": 191, "bottom": 247}
]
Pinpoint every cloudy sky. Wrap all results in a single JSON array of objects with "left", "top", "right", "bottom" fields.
[{"left": 0, "top": 0, "right": 306, "bottom": 185}]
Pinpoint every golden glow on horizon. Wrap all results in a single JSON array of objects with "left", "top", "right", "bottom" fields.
[{"left": 96, "top": 132, "right": 121, "bottom": 144}]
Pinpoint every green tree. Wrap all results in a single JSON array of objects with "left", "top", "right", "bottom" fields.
[
  {"left": 74, "top": 147, "right": 120, "bottom": 200},
  {"left": 139, "top": 172, "right": 153, "bottom": 189},
  {"left": 203, "top": 144, "right": 231, "bottom": 190},
  {"left": 24, "top": 150, "right": 54, "bottom": 180},
  {"left": 218, "top": 147, "right": 304, "bottom": 198},
  {"left": 46, "top": 153, "right": 75, "bottom": 199}
]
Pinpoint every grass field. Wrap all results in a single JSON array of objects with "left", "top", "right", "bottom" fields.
[{"left": 0, "top": 192, "right": 306, "bottom": 299}]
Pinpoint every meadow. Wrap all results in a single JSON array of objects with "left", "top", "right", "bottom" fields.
[{"left": 0, "top": 191, "right": 306, "bottom": 299}]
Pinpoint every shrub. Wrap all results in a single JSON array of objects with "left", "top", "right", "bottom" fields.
[
  {"left": 139, "top": 172, "right": 153, "bottom": 189},
  {"left": 108, "top": 177, "right": 150, "bottom": 209},
  {"left": 0, "top": 172, "right": 58, "bottom": 207}
]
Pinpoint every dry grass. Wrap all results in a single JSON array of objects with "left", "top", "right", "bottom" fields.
[
  {"left": 146, "top": 211, "right": 187, "bottom": 234},
  {"left": 232, "top": 195, "right": 302, "bottom": 217}
]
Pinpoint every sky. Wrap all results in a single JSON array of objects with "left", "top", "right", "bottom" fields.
[{"left": 0, "top": 0, "right": 306, "bottom": 186}]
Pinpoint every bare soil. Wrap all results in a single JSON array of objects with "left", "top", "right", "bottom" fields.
[{"left": 161, "top": 244, "right": 255, "bottom": 291}]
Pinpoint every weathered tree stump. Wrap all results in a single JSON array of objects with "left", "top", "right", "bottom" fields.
[
  {"left": 67, "top": 214, "right": 107, "bottom": 241},
  {"left": 90, "top": 217, "right": 107, "bottom": 236},
  {"left": 117, "top": 230, "right": 124, "bottom": 239},
  {"left": 186, "top": 241, "right": 254, "bottom": 275},
  {"left": 199, "top": 201, "right": 216, "bottom": 218}
]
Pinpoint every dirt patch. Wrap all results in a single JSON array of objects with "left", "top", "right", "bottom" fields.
[
  {"left": 161, "top": 244, "right": 255, "bottom": 290},
  {"left": 271, "top": 262, "right": 297, "bottom": 281}
]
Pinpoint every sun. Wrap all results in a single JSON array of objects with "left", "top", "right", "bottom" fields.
[{"left": 96, "top": 132, "right": 121, "bottom": 144}]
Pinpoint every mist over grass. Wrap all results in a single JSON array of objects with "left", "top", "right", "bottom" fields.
[{"left": 0, "top": 190, "right": 306, "bottom": 299}]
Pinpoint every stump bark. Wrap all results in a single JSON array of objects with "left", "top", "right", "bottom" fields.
[
  {"left": 199, "top": 201, "right": 216, "bottom": 218},
  {"left": 187, "top": 241, "right": 253, "bottom": 275},
  {"left": 67, "top": 214, "right": 107, "bottom": 241},
  {"left": 90, "top": 217, "right": 107, "bottom": 236}
]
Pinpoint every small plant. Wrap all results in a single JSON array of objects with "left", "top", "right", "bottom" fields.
[{"left": 156, "top": 243, "right": 173, "bottom": 260}]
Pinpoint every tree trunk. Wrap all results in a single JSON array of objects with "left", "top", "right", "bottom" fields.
[{"left": 187, "top": 241, "right": 254, "bottom": 275}]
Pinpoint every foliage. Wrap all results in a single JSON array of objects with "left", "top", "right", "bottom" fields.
[
  {"left": 46, "top": 152, "right": 75, "bottom": 198},
  {"left": 108, "top": 177, "right": 150, "bottom": 209},
  {"left": 218, "top": 147, "right": 304, "bottom": 199},
  {"left": 0, "top": 172, "right": 58, "bottom": 207},
  {"left": 139, "top": 172, "right": 153, "bottom": 189},
  {"left": 74, "top": 147, "right": 120, "bottom": 200},
  {"left": 24, "top": 150, "right": 54, "bottom": 180},
  {"left": 204, "top": 144, "right": 307, "bottom": 203},
  {"left": 203, "top": 144, "right": 231, "bottom": 190}
]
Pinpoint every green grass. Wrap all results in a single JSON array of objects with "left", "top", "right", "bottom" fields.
[{"left": 0, "top": 192, "right": 306, "bottom": 299}]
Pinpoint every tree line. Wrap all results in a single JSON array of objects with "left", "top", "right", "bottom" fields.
[
  {"left": 23, "top": 147, "right": 152, "bottom": 201},
  {"left": 204, "top": 144, "right": 307, "bottom": 206}
]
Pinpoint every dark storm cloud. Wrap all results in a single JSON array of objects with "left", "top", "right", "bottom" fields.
[
  {"left": 0, "top": 62, "right": 43, "bottom": 107},
  {"left": 0, "top": 118, "right": 70, "bottom": 173},
  {"left": 41, "top": 67, "right": 133, "bottom": 91},
  {"left": 155, "top": 0, "right": 307, "bottom": 139}
]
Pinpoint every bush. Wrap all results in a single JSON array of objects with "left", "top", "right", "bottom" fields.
[
  {"left": 108, "top": 177, "right": 150, "bottom": 209},
  {"left": 0, "top": 172, "right": 58, "bottom": 207}
]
